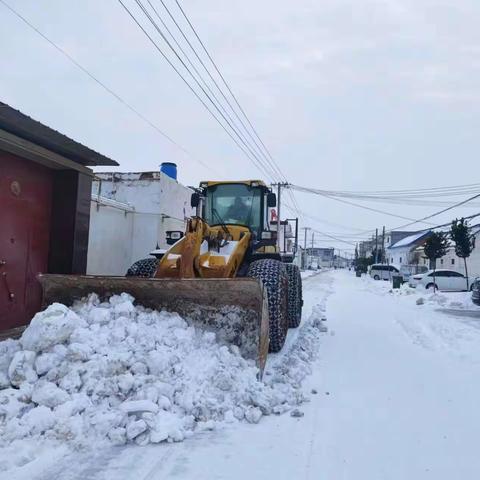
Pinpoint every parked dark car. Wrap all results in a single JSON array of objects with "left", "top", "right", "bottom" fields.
[{"left": 472, "top": 278, "right": 480, "bottom": 306}]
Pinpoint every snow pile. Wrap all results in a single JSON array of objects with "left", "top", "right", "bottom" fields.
[
  {"left": 0, "top": 293, "right": 327, "bottom": 451},
  {"left": 420, "top": 291, "right": 480, "bottom": 310}
]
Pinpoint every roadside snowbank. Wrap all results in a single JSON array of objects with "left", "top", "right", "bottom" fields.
[
  {"left": 362, "top": 275, "right": 480, "bottom": 311},
  {"left": 0, "top": 292, "right": 327, "bottom": 467},
  {"left": 361, "top": 275, "right": 480, "bottom": 363}
]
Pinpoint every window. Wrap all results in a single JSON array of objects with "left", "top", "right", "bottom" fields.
[
  {"left": 399, "top": 257, "right": 402, "bottom": 263},
  {"left": 451, "top": 258, "right": 455, "bottom": 265},
  {"left": 440, "top": 259, "right": 444, "bottom": 265},
  {"left": 204, "top": 183, "right": 263, "bottom": 235},
  {"left": 448, "top": 271, "right": 464, "bottom": 278}
]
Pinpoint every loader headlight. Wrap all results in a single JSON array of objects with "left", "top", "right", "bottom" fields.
[{"left": 166, "top": 230, "right": 184, "bottom": 245}]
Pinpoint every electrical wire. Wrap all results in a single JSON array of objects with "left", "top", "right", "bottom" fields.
[
  {"left": 388, "top": 195, "right": 480, "bottom": 232},
  {"left": 314, "top": 182, "right": 480, "bottom": 196},
  {"left": 0, "top": 0, "right": 219, "bottom": 169},
  {"left": 172, "top": 0, "right": 287, "bottom": 182},
  {"left": 157, "top": 0, "right": 286, "bottom": 182},
  {"left": 291, "top": 185, "right": 436, "bottom": 224},
  {"left": 143, "top": 0, "right": 278, "bottom": 181},
  {"left": 120, "top": 0, "right": 279, "bottom": 181}
]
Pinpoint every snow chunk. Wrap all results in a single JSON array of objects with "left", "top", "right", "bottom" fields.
[
  {"left": 245, "top": 407, "right": 263, "bottom": 424},
  {"left": 32, "top": 382, "right": 70, "bottom": 408},
  {"left": 119, "top": 400, "right": 159, "bottom": 415},
  {"left": 21, "top": 406, "right": 55, "bottom": 435},
  {"left": 0, "top": 339, "right": 20, "bottom": 388},
  {"left": 126, "top": 419, "right": 148, "bottom": 440},
  {"left": 21, "top": 303, "right": 80, "bottom": 352},
  {"left": 8, "top": 351, "right": 37, "bottom": 387}
]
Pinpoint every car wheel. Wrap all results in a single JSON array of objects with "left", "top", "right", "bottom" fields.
[
  {"left": 425, "top": 283, "right": 437, "bottom": 291},
  {"left": 373, "top": 275, "right": 380, "bottom": 280}
]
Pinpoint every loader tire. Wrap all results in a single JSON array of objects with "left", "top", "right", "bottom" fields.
[
  {"left": 285, "top": 264, "right": 303, "bottom": 328},
  {"left": 126, "top": 258, "right": 159, "bottom": 277},
  {"left": 247, "top": 259, "right": 288, "bottom": 353}
]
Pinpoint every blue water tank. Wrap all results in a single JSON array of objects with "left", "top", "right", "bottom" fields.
[{"left": 160, "top": 162, "right": 177, "bottom": 180}]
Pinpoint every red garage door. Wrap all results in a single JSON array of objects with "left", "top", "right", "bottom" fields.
[{"left": 0, "top": 153, "right": 53, "bottom": 330}]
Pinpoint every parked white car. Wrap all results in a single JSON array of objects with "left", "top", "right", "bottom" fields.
[
  {"left": 400, "top": 265, "right": 428, "bottom": 283},
  {"left": 369, "top": 264, "right": 400, "bottom": 281},
  {"left": 415, "top": 269, "right": 474, "bottom": 291}
]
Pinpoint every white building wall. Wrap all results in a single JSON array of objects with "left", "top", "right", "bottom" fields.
[
  {"left": 92, "top": 171, "right": 194, "bottom": 265},
  {"left": 436, "top": 244, "right": 480, "bottom": 278},
  {"left": 412, "top": 231, "right": 480, "bottom": 278},
  {"left": 388, "top": 247, "right": 411, "bottom": 267},
  {"left": 87, "top": 196, "right": 135, "bottom": 275}
]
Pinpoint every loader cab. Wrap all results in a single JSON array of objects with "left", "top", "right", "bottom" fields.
[{"left": 192, "top": 181, "right": 276, "bottom": 243}]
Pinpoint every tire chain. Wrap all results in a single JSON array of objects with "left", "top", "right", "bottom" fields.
[{"left": 247, "top": 259, "right": 289, "bottom": 352}]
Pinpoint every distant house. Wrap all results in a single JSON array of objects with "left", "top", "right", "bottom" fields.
[
  {"left": 0, "top": 102, "right": 118, "bottom": 332},
  {"left": 383, "top": 231, "right": 417, "bottom": 250},
  {"left": 306, "top": 247, "right": 334, "bottom": 268},
  {"left": 387, "top": 230, "right": 433, "bottom": 266},
  {"left": 416, "top": 225, "right": 480, "bottom": 276}
]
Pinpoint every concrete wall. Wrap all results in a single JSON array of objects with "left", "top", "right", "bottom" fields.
[
  {"left": 92, "top": 171, "right": 194, "bottom": 266},
  {"left": 87, "top": 196, "right": 135, "bottom": 275}
]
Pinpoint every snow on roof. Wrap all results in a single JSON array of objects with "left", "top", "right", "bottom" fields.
[{"left": 390, "top": 231, "right": 430, "bottom": 249}]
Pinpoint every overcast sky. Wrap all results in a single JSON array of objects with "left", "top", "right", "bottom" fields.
[{"left": 2, "top": 0, "right": 480, "bottom": 253}]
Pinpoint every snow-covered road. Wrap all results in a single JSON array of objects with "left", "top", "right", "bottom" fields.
[{"left": 5, "top": 270, "right": 480, "bottom": 479}]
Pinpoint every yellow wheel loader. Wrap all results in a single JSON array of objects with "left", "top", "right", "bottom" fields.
[{"left": 38, "top": 180, "right": 303, "bottom": 375}]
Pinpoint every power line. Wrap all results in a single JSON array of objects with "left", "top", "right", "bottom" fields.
[
  {"left": 323, "top": 183, "right": 480, "bottom": 196},
  {"left": 283, "top": 203, "right": 368, "bottom": 233},
  {"left": 291, "top": 184, "right": 435, "bottom": 224},
  {"left": 169, "top": 0, "right": 310, "bottom": 217},
  {"left": 388, "top": 193, "right": 480, "bottom": 232},
  {"left": 0, "top": 0, "right": 218, "bottom": 168},
  {"left": 172, "top": 0, "right": 287, "bottom": 182},
  {"left": 157, "top": 0, "right": 286, "bottom": 182},
  {"left": 119, "top": 0, "right": 278, "bottom": 181},
  {"left": 311, "top": 229, "right": 357, "bottom": 247},
  {"left": 143, "top": 0, "right": 278, "bottom": 181}
]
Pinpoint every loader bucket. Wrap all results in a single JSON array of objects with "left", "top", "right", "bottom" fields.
[{"left": 37, "top": 274, "right": 270, "bottom": 376}]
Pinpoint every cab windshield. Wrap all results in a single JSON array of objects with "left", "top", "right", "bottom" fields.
[{"left": 204, "top": 184, "right": 263, "bottom": 234}]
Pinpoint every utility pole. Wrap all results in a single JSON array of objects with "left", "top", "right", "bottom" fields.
[
  {"left": 311, "top": 231, "right": 315, "bottom": 249},
  {"left": 301, "top": 227, "right": 311, "bottom": 270},
  {"left": 276, "top": 183, "right": 282, "bottom": 252},
  {"left": 382, "top": 225, "right": 386, "bottom": 264},
  {"left": 374, "top": 228, "right": 379, "bottom": 263}
]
